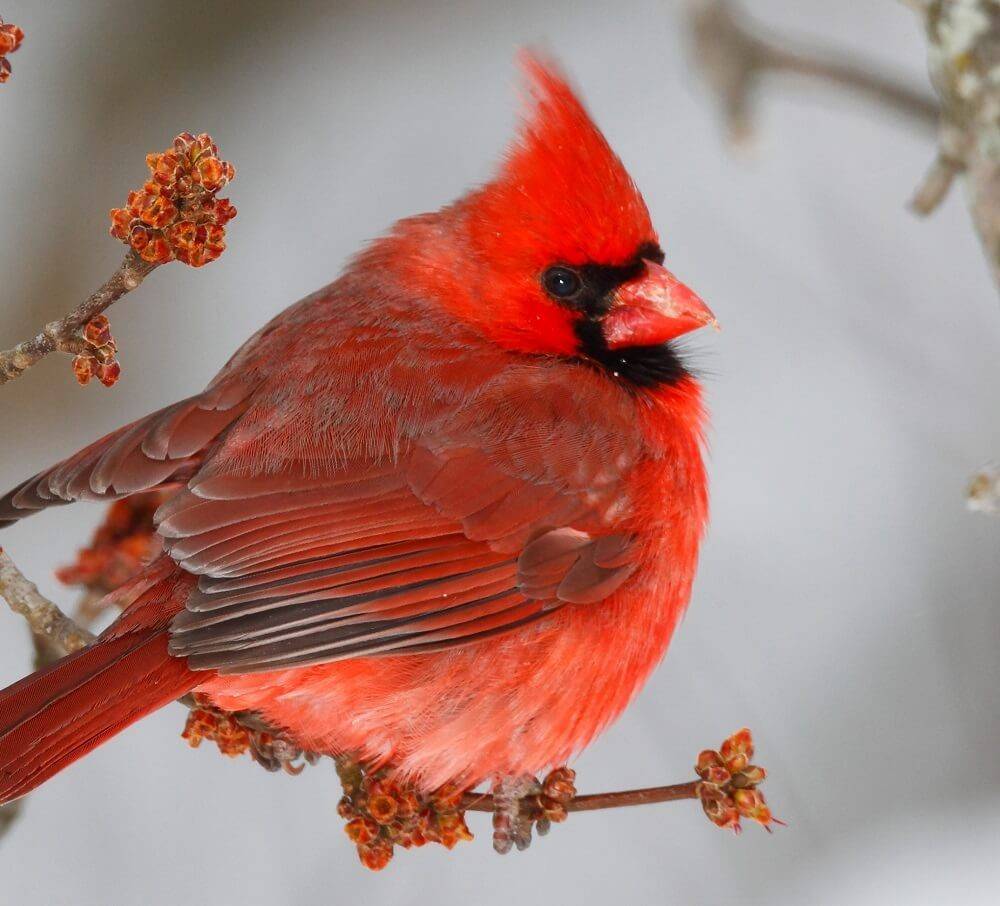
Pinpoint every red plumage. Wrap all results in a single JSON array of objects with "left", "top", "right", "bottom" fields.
[{"left": 0, "top": 54, "right": 715, "bottom": 803}]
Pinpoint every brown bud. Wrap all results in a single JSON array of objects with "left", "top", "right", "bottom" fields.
[
  {"left": 72, "top": 353, "right": 95, "bottom": 385},
  {"left": 696, "top": 748, "right": 726, "bottom": 780},
  {"left": 697, "top": 782, "right": 740, "bottom": 831},
  {"left": 730, "top": 765, "right": 767, "bottom": 789}
]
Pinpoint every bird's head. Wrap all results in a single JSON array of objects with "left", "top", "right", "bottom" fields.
[{"left": 392, "top": 53, "right": 717, "bottom": 387}]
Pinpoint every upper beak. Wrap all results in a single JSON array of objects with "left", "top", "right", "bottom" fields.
[{"left": 603, "top": 259, "right": 718, "bottom": 350}]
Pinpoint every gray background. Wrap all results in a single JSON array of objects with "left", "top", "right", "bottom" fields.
[{"left": 2, "top": 2, "right": 998, "bottom": 903}]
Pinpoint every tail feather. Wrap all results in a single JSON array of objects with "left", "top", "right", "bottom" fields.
[{"left": 0, "top": 599, "right": 198, "bottom": 805}]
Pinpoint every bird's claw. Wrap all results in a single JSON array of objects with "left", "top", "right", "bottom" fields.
[{"left": 490, "top": 767, "right": 577, "bottom": 854}]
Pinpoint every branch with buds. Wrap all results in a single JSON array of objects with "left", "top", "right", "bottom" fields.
[
  {"left": 0, "top": 133, "right": 236, "bottom": 388},
  {"left": 1, "top": 41, "right": 779, "bottom": 862},
  {"left": 1, "top": 519, "right": 778, "bottom": 863}
]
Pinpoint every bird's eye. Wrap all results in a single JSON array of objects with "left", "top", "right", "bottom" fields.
[{"left": 542, "top": 266, "right": 583, "bottom": 300}]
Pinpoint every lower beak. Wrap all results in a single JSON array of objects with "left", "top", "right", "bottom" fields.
[{"left": 603, "top": 259, "right": 718, "bottom": 350}]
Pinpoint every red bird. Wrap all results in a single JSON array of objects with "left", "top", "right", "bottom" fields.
[{"left": 0, "top": 57, "right": 715, "bottom": 817}]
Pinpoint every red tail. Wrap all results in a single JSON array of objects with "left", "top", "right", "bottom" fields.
[{"left": 0, "top": 561, "right": 199, "bottom": 805}]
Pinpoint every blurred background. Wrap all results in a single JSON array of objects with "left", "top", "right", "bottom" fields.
[{"left": 1, "top": 1, "right": 998, "bottom": 903}]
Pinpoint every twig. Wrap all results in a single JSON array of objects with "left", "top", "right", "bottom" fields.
[
  {"left": 0, "top": 550, "right": 96, "bottom": 843},
  {"left": 688, "top": 0, "right": 938, "bottom": 143},
  {"left": 0, "top": 250, "right": 157, "bottom": 386},
  {"left": 0, "top": 549, "right": 95, "bottom": 654},
  {"left": 461, "top": 781, "right": 699, "bottom": 814}
]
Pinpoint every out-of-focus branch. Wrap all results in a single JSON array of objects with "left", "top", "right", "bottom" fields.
[
  {"left": 0, "top": 251, "right": 157, "bottom": 386},
  {"left": 689, "top": 0, "right": 1000, "bottom": 292},
  {"left": 0, "top": 549, "right": 95, "bottom": 654},
  {"left": 907, "top": 0, "right": 1000, "bottom": 288},
  {"left": 688, "top": 0, "right": 938, "bottom": 143}
]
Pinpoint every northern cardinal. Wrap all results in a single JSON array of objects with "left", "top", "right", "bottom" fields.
[{"left": 0, "top": 55, "right": 716, "bottom": 811}]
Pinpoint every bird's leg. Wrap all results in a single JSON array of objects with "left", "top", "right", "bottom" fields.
[{"left": 491, "top": 774, "right": 541, "bottom": 854}]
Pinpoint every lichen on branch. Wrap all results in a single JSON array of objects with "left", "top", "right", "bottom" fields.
[{"left": 911, "top": 0, "right": 1000, "bottom": 288}]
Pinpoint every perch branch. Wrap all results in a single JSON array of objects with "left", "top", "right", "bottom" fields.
[
  {"left": 688, "top": 0, "right": 938, "bottom": 143},
  {"left": 0, "top": 549, "right": 95, "bottom": 654},
  {"left": 461, "top": 781, "right": 700, "bottom": 813},
  {"left": 0, "top": 550, "right": 97, "bottom": 842},
  {"left": 0, "top": 250, "right": 157, "bottom": 386}
]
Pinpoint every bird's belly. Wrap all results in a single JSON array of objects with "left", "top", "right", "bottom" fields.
[{"left": 198, "top": 571, "right": 684, "bottom": 790}]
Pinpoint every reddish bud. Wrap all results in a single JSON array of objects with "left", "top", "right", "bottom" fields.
[
  {"left": 696, "top": 749, "right": 726, "bottom": 779},
  {"left": 730, "top": 765, "right": 767, "bottom": 788},
  {"left": 720, "top": 727, "right": 754, "bottom": 772},
  {"left": 72, "top": 353, "right": 94, "bottom": 385},
  {"left": 83, "top": 315, "right": 112, "bottom": 346},
  {"left": 0, "top": 22, "right": 24, "bottom": 55},
  {"left": 697, "top": 782, "right": 740, "bottom": 831},
  {"left": 368, "top": 792, "right": 399, "bottom": 825},
  {"left": 344, "top": 817, "right": 379, "bottom": 846},
  {"left": 109, "top": 132, "right": 236, "bottom": 267},
  {"left": 0, "top": 20, "right": 23, "bottom": 83},
  {"left": 358, "top": 839, "right": 394, "bottom": 871},
  {"left": 96, "top": 359, "right": 121, "bottom": 387},
  {"left": 732, "top": 788, "right": 777, "bottom": 829}
]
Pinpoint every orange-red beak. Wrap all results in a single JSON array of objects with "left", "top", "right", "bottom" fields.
[{"left": 603, "top": 260, "right": 718, "bottom": 350}]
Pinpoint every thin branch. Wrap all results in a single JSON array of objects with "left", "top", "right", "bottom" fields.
[
  {"left": 0, "top": 551, "right": 96, "bottom": 844},
  {"left": 461, "top": 781, "right": 699, "bottom": 814},
  {"left": 0, "top": 250, "right": 157, "bottom": 386},
  {"left": 688, "top": 0, "right": 938, "bottom": 143},
  {"left": 0, "top": 549, "right": 95, "bottom": 654}
]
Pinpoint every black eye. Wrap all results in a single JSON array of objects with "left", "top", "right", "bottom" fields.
[{"left": 542, "top": 266, "right": 583, "bottom": 300}]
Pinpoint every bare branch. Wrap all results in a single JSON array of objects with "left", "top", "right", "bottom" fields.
[
  {"left": 0, "top": 250, "right": 157, "bottom": 386},
  {"left": 0, "top": 549, "right": 95, "bottom": 654},
  {"left": 688, "top": 0, "right": 938, "bottom": 143},
  {"left": 0, "top": 550, "right": 97, "bottom": 844},
  {"left": 461, "top": 780, "right": 700, "bottom": 814}
]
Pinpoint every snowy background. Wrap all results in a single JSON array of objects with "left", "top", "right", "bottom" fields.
[{"left": 1, "top": 1, "right": 998, "bottom": 903}]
